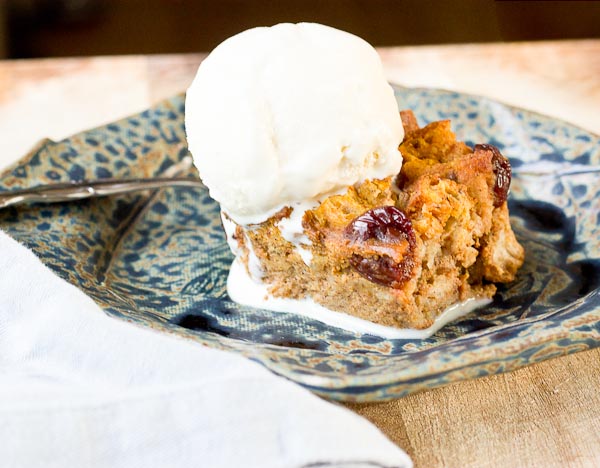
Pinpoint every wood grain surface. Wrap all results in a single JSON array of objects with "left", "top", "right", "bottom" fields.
[{"left": 1, "top": 40, "right": 599, "bottom": 467}]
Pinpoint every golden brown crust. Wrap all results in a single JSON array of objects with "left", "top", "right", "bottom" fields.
[{"left": 232, "top": 111, "right": 525, "bottom": 329}]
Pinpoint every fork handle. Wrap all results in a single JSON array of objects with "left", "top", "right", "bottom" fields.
[{"left": 0, "top": 177, "right": 204, "bottom": 209}]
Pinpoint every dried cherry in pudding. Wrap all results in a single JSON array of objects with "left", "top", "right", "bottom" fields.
[
  {"left": 474, "top": 143, "right": 512, "bottom": 207},
  {"left": 344, "top": 206, "right": 416, "bottom": 289}
]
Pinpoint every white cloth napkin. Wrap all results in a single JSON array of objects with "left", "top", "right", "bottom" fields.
[{"left": 0, "top": 231, "right": 411, "bottom": 468}]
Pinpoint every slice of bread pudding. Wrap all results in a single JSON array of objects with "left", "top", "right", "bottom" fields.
[{"left": 228, "top": 111, "right": 524, "bottom": 329}]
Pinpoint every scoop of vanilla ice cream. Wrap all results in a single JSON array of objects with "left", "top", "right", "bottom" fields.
[{"left": 185, "top": 22, "right": 403, "bottom": 225}]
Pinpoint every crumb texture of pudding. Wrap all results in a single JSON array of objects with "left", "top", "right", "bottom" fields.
[{"left": 233, "top": 111, "right": 525, "bottom": 329}]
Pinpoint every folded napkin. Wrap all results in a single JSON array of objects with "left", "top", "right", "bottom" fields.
[{"left": 0, "top": 231, "right": 411, "bottom": 468}]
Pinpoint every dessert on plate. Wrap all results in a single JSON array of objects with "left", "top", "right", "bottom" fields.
[{"left": 185, "top": 22, "right": 524, "bottom": 334}]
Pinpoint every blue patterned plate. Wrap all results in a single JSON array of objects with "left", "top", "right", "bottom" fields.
[{"left": 1, "top": 87, "right": 599, "bottom": 401}]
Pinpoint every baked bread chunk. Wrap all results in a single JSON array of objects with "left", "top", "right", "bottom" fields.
[{"left": 230, "top": 111, "right": 525, "bottom": 329}]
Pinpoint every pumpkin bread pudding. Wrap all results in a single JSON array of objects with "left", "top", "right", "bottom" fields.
[
  {"left": 227, "top": 111, "right": 524, "bottom": 329},
  {"left": 185, "top": 23, "right": 524, "bottom": 331}
]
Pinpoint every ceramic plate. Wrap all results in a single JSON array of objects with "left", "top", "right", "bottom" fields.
[{"left": 1, "top": 87, "right": 599, "bottom": 402}]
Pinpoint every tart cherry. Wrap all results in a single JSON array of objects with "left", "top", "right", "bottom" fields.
[
  {"left": 474, "top": 143, "right": 512, "bottom": 207},
  {"left": 344, "top": 206, "right": 416, "bottom": 288}
]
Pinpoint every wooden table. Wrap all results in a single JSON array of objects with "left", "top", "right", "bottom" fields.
[{"left": 1, "top": 40, "right": 599, "bottom": 467}]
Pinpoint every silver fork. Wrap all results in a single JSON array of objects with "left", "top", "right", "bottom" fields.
[{"left": 0, "top": 157, "right": 203, "bottom": 209}]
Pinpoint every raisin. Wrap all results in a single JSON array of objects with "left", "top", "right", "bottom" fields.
[
  {"left": 344, "top": 206, "right": 416, "bottom": 288},
  {"left": 474, "top": 143, "right": 512, "bottom": 207}
]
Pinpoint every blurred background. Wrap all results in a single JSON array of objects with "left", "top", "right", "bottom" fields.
[{"left": 1, "top": 0, "right": 599, "bottom": 59}]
